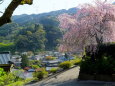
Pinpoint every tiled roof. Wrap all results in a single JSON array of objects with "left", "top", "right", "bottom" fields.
[{"left": 0, "top": 52, "right": 11, "bottom": 64}]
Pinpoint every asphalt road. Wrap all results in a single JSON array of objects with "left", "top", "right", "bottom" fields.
[{"left": 26, "top": 67, "right": 115, "bottom": 86}]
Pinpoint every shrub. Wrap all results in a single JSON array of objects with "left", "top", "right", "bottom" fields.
[
  {"left": 0, "top": 68, "right": 6, "bottom": 77},
  {"left": 96, "top": 56, "right": 115, "bottom": 74},
  {"left": 80, "top": 56, "right": 115, "bottom": 75},
  {"left": 85, "top": 43, "right": 115, "bottom": 60},
  {"left": 29, "top": 60, "right": 41, "bottom": 68},
  {"left": 0, "top": 72, "right": 15, "bottom": 86},
  {"left": 80, "top": 58, "right": 97, "bottom": 74},
  {"left": 31, "top": 65, "right": 40, "bottom": 69},
  {"left": 6, "top": 78, "right": 33, "bottom": 86},
  {"left": 6, "top": 81, "right": 24, "bottom": 86},
  {"left": 73, "top": 59, "right": 81, "bottom": 65},
  {"left": 33, "top": 68, "right": 48, "bottom": 80},
  {"left": 50, "top": 68, "right": 58, "bottom": 73},
  {"left": 73, "top": 55, "right": 81, "bottom": 59},
  {"left": 81, "top": 43, "right": 115, "bottom": 75},
  {"left": 29, "top": 60, "right": 41, "bottom": 65},
  {"left": 0, "top": 68, "right": 31, "bottom": 86},
  {"left": 45, "top": 56, "right": 56, "bottom": 60},
  {"left": 59, "top": 61, "right": 72, "bottom": 70},
  {"left": 70, "top": 58, "right": 81, "bottom": 65},
  {"left": 0, "top": 70, "right": 24, "bottom": 86}
]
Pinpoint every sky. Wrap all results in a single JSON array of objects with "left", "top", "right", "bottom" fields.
[{"left": 0, "top": 0, "right": 114, "bottom": 16}]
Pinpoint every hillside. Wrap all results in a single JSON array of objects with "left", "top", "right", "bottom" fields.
[
  {"left": 0, "top": 7, "right": 78, "bottom": 52},
  {"left": 12, "top": 7, "right": 78, "bottom": 24}
]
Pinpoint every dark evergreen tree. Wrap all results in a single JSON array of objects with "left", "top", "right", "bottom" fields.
[{"left": 21, "top": 54, "right": 29, "bottom": 68}]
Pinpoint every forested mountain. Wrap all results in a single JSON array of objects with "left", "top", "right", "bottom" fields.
[
  {"left": 12, "top": 7, "right": 78, "bottom": 24},
  {"left": 0, "top": 7, "right": 78, "bottom": 53}
]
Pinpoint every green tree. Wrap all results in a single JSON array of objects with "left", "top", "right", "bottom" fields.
[
  {"left": 21, "top": 54, "right": 29, "bottom": 68},
  {"left": 39, "top": 17, "right": 62, "bottom": 50},
  {"left": 15, "top": 35, "right": 30, "bottom": 51},
  {"left": 0, "top": 68, "right": 24, "bottom": 86},
  {"left": 0, "top": 42, "right": 14, "bottom": 52},
  {"left": 15, "top": 24, "right": 46, "bottom": 52}
]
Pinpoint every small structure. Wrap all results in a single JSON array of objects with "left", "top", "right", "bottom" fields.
[
  {"left": 43, "top": 60, "right": 60, "bottom": 71},
  {"left": 0, "top": 52, "right": 13, "bottom": 72},
  {"left": 11, "top": 55, "right": 22, "bottom": 67},
  {"left": 43, "top": 60, "right": 60, "bottom": 67}
]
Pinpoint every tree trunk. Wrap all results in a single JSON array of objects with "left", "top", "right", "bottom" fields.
[{"left": 0, "top": 0, "right": 22, "bottom": 26}]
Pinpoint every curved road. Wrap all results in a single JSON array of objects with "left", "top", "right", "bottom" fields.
[{"left": 27, "top": 67, "right": 115, "bottom": 86}]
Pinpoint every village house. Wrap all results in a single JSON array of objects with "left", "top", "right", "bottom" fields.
[{"left": 0, "top": 52, "right": 13, "bottom": 72}]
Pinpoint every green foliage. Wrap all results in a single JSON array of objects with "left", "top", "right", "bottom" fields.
[
  {"left": 0, "top": 42, "right": 14, "bottom": 52},
  {"left": 33, "top": 68, "right": 48, "bottom": 80},
  {"left": 6, "top": 78, "right": 33, "bottom": 86},
  {"left": 96, "top": 56, "right": 115, "bottom": 74},
  {"left": 81, "top": 43, "right": 115, "bottom": 75},
  {"left": 15, "top": 24, "right": 46, "bottom": 52},
  {"left": 21, "top": 54, "right": 29, "bottom": 68},
  {"left": 86, "top": 43, "right": 115, "bottom": 60},
  {"left": 31, "top": 65, "right": 40, "bottom": 69},
  {"left": 45, "top": 56, "right": 56, "bottom": 60},
  {"left": 29, "top": 60, "right": 41, "bottom": 67},
  {"left": 27, "top": 51, "right": 34, "bottom": 56},
  {"left": 0, "top": 68, "right": 25, "bottom": 86},
  {"left": 59, "top": 61, "right": 72, "bottom": 70},
  {"left": 39, "top": 17, "right": 62, "bottom": 50},
  {"left": 20, "top": 0, "right": 33, "bottom": 5},
  {"left": 0, "top": 16, "right": 63, "bottom": 52},
  {"left": 50, "top": 68, "right": 58, "bottom": 73},
  {"left": 6, "top": 81, "right": 24, "bottom": 86},
  {"left": 0, "top": 23, "right": 19, "bottom": 37},
  {"left": 70, "top": 58, "right": 81, "bottom": 65},
  {"left": 0, "top": 68, "right": 6, "bottom": 77},
  {"left": 80, "top": 56, "right": 115, "bottom": 74},
  {"left": 80, "top": 57, "right": 96, "bottom": 74}
]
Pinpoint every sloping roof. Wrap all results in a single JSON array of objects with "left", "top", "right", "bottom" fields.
[{"left": 0, "top": 52, "right": 11, "bottom": 64}]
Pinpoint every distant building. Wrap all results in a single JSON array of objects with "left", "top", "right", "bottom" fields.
[
  {"left": 43, "top": 60, "right": 60, "bottom": 67},
  {"left": 29, "top": 55, "right": 44, "bottom": 60},
  {"left": 11, "top": 55, "right": 22, "bottom": 67},
  {"left": 22, "top": 52, "right": 28, "bottom": 55},
  {"left": 43, "top": 60, "right": 60, "bottom": 71},
  {"left": 0, "top": 52, "right": 13, "bottom": 72}
]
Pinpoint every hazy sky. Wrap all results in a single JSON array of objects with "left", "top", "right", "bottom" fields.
[{"left": 0, "top": 0, "right": 114, "bottom": 16}]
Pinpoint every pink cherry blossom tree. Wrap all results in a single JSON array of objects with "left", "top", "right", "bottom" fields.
[{"left": 58, "top": 0, "right": 115, "bottom": 52}]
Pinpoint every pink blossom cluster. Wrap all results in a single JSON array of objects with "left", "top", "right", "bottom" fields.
[{"left": 58, "top": 1, "right": 115, "bottom": 52}]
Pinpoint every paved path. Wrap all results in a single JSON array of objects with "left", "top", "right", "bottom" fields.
[{"left": 27, "top": 67, "right": 115, "bottom": 86}]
